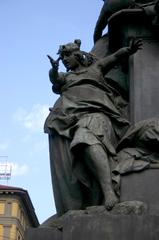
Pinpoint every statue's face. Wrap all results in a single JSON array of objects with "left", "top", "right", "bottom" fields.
[{"left": 61, "top": 51, "right": 80, "bottom": 71}]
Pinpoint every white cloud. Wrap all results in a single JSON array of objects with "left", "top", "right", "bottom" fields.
[
  {"left": 0, "top": 143, "right": 8, "bottom": 151},
  {"left": 14, "top": 104, "right": 49, "bottom": 133},
  {"left": 11, "top": 163, "right": 28, "bottom": 176}
]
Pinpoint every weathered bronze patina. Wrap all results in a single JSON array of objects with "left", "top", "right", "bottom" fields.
[{"left": 44, "top": 39, "right": 142, "bottom": 216}]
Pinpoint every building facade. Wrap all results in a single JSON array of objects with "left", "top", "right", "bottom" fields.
[{"left": 0, "top": 185, "right": 39, "bottom": 240}]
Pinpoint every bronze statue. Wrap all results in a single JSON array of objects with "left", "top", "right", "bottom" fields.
[
  {"left": 44, "top": 39, "right": 142, "bottom": 216},
  {"left": 94, "top": 0, "right": 159, "bottom": 43}
]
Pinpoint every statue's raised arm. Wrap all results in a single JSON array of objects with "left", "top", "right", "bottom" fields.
[
  {"left": 47, "top": 55, "right": 66, "bottom": 94},
  {"left": 96, "top": 39, "right": 142, "bottom": 75}
]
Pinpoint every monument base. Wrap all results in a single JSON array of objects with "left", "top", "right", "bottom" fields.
[
  {"left": 25, "top": 227, "right": 62, "bottom": 240},
  {"left": 64, "top": 213, "right": 159, "bottom": 240},
  {"left": 25, "top": 169, "right": 159, "bottom": 240},
  {"left": 25, "top": 211, "right": 159, "bottom": 240}
]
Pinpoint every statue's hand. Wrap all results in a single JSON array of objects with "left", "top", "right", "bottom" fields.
[
  {"left": 128, "top": 38, "right": 143, "bottom": 54},
  {"left": 47, "top": 55, "right": 60, "bottom": 71}
]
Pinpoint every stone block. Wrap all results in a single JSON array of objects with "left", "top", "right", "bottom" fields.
[
  {"left": 63, "top": 212, "right": 159, "bottom": 240},
  {"left": 25, "top": 227, "right": 62, "bottom": 240},
  {"left": 120, "top": 169, "right": 159, "bottom": 214}
]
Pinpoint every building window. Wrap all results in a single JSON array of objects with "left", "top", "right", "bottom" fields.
[
  {"left": 0, "top": 224, "right": 4, "bottom": 240},
  {"left": 11, "top": 202, "right": 19, "bottom": 217},
  {"left": 0, "top": 202, "right": 5, "bottom": 215},
  {"left": 10, "top": 224, "right": 17, "bottom": 240}
]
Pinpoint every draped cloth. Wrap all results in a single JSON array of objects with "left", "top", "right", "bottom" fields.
[
  {"left": 112, "top": 119, "right": 159, "bottom": 194},
  {"left": 115, "top": 118, "right": 159, "bottom": 174}
]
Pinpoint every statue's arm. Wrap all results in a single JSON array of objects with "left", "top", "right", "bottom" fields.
[
  {"left": 94, "top": 2, "right": 109, "bottom": 43},
  {"left": 49, "top": 69, "right": 65, "bottom": 94},
  {"left": 47, "top": 55, "right": 65, "bottom": 94},
  {"left": 97, "top": 39, "right": 142, "bottom": 74}
]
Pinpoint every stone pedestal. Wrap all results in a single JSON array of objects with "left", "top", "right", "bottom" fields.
[
  {"left": 26, "top": 168, "right": 159, "bottom": 240},
  {"left": 25, "top": 211, "right": 159, "bottom": 240},
  {"left": 25, "top": 227, "right": 62, "bottom": 240},
  {"left": 108, "top": 9, "right": 159, "bottom": 123},
  {"left": 25, "top": 169, "right": 159, "bottom": 239},
  {"left": 121, "top": 169, "right": 159, "bottom": 215},
  {"left": 63, "top": 214, "right": 159, "bottom": 240},
  {"left": 129, "top": 39, "right": 159, "bottom": 122}
]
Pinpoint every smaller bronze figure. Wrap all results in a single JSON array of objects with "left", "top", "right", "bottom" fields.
[
  {"left": 94, "top": 0, "right": 159, "bottom": 43},
  {"left": 44, "top": 39, "right": 142, "bottom": 216}
]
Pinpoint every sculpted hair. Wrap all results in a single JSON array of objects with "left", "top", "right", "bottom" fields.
[
  {"left": 74, "top": 51, "right": 98, "bottom": 67},
  {"left": 57, "top": 39, "right": 98, "bottom": 69}
]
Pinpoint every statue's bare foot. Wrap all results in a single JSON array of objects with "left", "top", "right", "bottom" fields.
[{"left": 105, "top": 191, "right": 118, "bottom": 211}]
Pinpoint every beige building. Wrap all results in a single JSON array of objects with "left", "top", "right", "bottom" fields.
[{"left": 0, "top": 185, "right": 39, "bottom": 240}]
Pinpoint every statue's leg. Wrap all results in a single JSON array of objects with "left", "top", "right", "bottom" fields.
[{"left": 84, "top": 144, "right": 118, "bottom": 210}]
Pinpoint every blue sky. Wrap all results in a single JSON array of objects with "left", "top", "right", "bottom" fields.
[{"left": 0, "top": 0, "right": 102, "bottom": 223}]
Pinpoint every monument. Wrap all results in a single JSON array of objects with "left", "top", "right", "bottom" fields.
[{"left": 25, "top": 1, "right": 159, "bottom": 239}]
